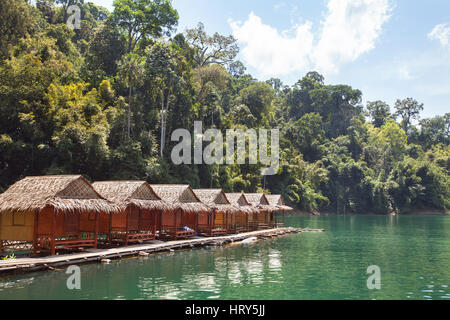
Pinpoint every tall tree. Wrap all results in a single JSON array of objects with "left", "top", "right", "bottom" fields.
[
  {"left": 185, "top": 22, "right": 239, "bottom": 67},
  {"left": 239, "top": 82, "right": 275, "bottom": 122},
  {"left": 117, "top": 53, "right": 145, "bottom": 138},
  {"left": 84, "top": 20, "right": 126, "bottom": 83},
  {"left": 419, "top": 114, "right": 450, "bottom": 148},
  {"left": 367, "top": 100, "right": 391, "bottom": 128},
  {"left": 394, "top": 98, "right": 424, "bottom": 134},
  {"left": 111, "top": 0, "right": 178, "bottom": 53},
  {"left": 55, "top": 0, "right": 84, "bottom": 23},
  {"left": 145, "top": 40, "right": 186, "bottom": 156},
  {"left": 0, "top": 0, "right": 34, "bottom": 59}
]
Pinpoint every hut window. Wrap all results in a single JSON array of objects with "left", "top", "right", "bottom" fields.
[{"left": 12, "top": 213, "right": 26, "bottom": 226}]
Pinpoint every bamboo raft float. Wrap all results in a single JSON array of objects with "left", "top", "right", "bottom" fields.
[{"left": 0, "top": 227, "right": 324, "bottom": 274}]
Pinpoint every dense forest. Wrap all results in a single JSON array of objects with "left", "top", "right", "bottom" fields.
[{"left": 0, "top": 0, "right": 448, "bottom": 214}]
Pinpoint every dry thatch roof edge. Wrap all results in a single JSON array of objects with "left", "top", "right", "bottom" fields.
[{"left": 0, "top": 175, "right": 120, "bottom": 214}]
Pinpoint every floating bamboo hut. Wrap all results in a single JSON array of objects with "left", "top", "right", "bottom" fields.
[
  {"left": 265, "top": 195, "right": 293, "bottom": 227},
  {"left": 150, "top": 185, "right": 208, "bottom": 240},
  {"left": 225, "top": 193, "right": 255, "bottom": 233},
  {"left": 193, "top": 189, "right": 239, "bottom": 236},
  {"left": 0, "top": 175, "right": 119, "bottom": 256},
  {"left": 244, "top": 193, "right": 275, "bottom": 230},
  {"left": 92, "top": 181, "right": 172, "bottom": 245}
]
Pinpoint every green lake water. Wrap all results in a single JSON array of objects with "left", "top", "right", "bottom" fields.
[{"left": 0, "top": 215, "right": 449, "bottom": 300}]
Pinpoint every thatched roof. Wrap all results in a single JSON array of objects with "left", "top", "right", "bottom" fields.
[
  {"left": 266, "top": 195, "right": 293, "bottom": 211},
  {"left": 245, "top": 193, "right": 278, "bottom": 212},
  {"left": 0, "top": 175, "right": 119, "bottom": 214},
  {"left": 193, "top": 189, "right": 239, "bottom": 213},
  {"left": 245, "top": 193, "right": 270, "bottom": 206},
  {"left": 149, "top": 185, "right": 208, "bottom": 213},
  {"left": 93, "top": 181, "right": 173, "bottom": 211},
  {"left": 225, "top": 193, "right": 256, "bottom": 213}
]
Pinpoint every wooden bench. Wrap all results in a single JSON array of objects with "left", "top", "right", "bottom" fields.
[
  {"left": 236, "top": 225, "right": 248, "bottom": 233},
  {"left": 54, "top": 239, "right": 96, "bottom": 249},
  {"left": 257, "top": 223, "right": 270, "bottom": 230},
  {"left": 158, "top": 228, "right": 196, "bottom": 240},
  {"left": 111, "top": 232, "right": 156, "bottom": 244},
  {"left": 174, "top": 229, "right": 196, "bottom": 239},
  {"left": 211, "top": 228, "right": 227, "bottom": 236},
  {"left": 197, "top": 225, "right": 228, "bottom": 237},
  {"left": 248, "top": 222, "right": 259, "bottom": 231}
]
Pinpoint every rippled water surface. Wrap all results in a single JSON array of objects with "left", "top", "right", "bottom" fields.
[{"left": 0, "top": 215, "right": 449, "bottom": 300}]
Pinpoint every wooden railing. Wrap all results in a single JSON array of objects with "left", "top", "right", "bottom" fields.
[
  {"left": 110, "top": 231, "right": 156, "bottom": 244},
  {"left": 35, "top": 233, "right": 96, "bottom": 253},
  {"left": 158, "top": 226, "right": 196, "bottom": 240}
]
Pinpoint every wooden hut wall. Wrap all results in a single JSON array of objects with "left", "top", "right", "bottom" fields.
[
  {"left": 36, "top": 207, "right": 62, "bottom": 237},
  {"left": 79, "top": 210, "right": 98, "bottom": 234},
  {"left": 128, "top": 206, "right": 139, "bottom": 231},
  {"left": 197, "top": 211, "right": 210, "bottom": 227},
  {"left": 98, "top": 212, "right": 110, "bottom": 234},
  {"left": 236, "top": 211, "right": 247, "bottom": 226},
  {"left": 180, "top": 211, "right": 196, "bottom": 229},
  {"left": 160, "top": 209, "right": 179, "bottom": 230},
  {"left": 140, "top": 208, "right": 158, "bottom": 231},
  {"left": 226, "top": 212, "right": 236, "bottom": 229},
  {"left": 247, "top": 211, "right": 256, "bottom": 223},
  {"left": 107, "top": 207, "right": 141, "bottom": 232},
  {"left": 214, "top": 211, "right": 225, "bottom": 226},
  {"left": 110, "top": 210, "right": 126, "bottom": 231},
  {"left": 36, "top": 208, "right": 93, "bottom": 238},
  {"left": 257, "top": 210, "right": 268, "bottom": 223},
  {"left": 0, "top": 211, "right": 35, "bottom": 241},
  {"left": 269, "top": 211, "right": 275, "bottom": 224}
]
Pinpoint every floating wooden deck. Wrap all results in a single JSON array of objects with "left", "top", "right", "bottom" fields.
[{"left": 0, "top": 227, "right": 323, "bottom": 274}]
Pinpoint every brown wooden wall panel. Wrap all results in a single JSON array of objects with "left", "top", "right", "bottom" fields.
[
  {"left": 54, "top": 213, "right": 64, "bottom": 236},
  {"left": 161, "top": 210, "right": 175, "bottom": 226},
  {"left": 258, "top": 212, "right": 267, "bottom": 223},
  {"left": 98, "top": 212, "right": 110, "bottom": 233},
  {"left": 215, "top": 212, "right": 225, "bottom": 225},
  {"left": 181, "top": 211, "right": 196, "bottom": 229},
  {"left": 37, "top": 207, "right": 53, "bottom": 235},
  {"left": 0, "top": 211, "right": 34, "bottom": 241},
  {"left": 197, "top": 212, "right": 209, "bottom": 225},
  {"left": 140, "top": 209, "right": 155, "bottom": 230},
  {"left": 79, "top": 211, "right": 96, "bottom": 232},
  {"left": 236, "top": 212, "right": 247, "bottom": 224},
  {"left": 62, "top": 213, "right": 78, "bottom": 234},
  {"left": 111, "top": 211, "right": 127, "bottom": 230},
  {"left": 128, "top": 206, "right": 139, "bottom": 231}
]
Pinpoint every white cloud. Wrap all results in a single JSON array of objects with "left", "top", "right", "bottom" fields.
[
  {"left": 428, "top": 23, "right": 450, "bottom": 48},
  {"left": 229, "top": 13, "right": 314, "bottom": 76},
  {"left": 229, "top": 0, "right": 392, "bottom": 77},
  {"left": 397, "top": 65, "right": 414, "bottom": 80}
]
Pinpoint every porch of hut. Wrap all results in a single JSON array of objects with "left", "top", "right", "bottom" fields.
[
  {"left": 93, "top": 181, "right": 171, "bottom": 245},
  {"left": 225, "top": 193, "right": 253, "bottom": 233},
  {"left": 0, "top": 175, "right": 118, "bottom": 256},
  {"left": 193, "top": 189, "right": 238, "bottom": 236},
  {"left": 266, "top": 195, "right": 293, "bottom": 228},
  {"left": 245, "top": 193, "right": 273, "bottom": 230},
  {"left": 150, "top": 185, "right": 208, "bottom": 240}
]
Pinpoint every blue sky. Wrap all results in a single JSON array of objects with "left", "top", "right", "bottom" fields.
[{"left": 91, "top": 0, "right": 449, "bottom": 118}]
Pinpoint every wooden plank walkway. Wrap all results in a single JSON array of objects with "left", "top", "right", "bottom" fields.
[{"left": 0, "top": 227, "right": 323, "bottom": 274}]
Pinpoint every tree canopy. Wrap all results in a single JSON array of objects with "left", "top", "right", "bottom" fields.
[{"left": 0, "top": 1, "right": 448, "bottom": 214}]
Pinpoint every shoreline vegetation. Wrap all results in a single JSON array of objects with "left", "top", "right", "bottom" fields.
[{"left": 0, "top": 1, "right": 448, "bottom": 215}]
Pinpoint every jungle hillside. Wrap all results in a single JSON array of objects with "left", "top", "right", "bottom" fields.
[{"left": 0, "top": 0, "right": 448, "bottom": 214}]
